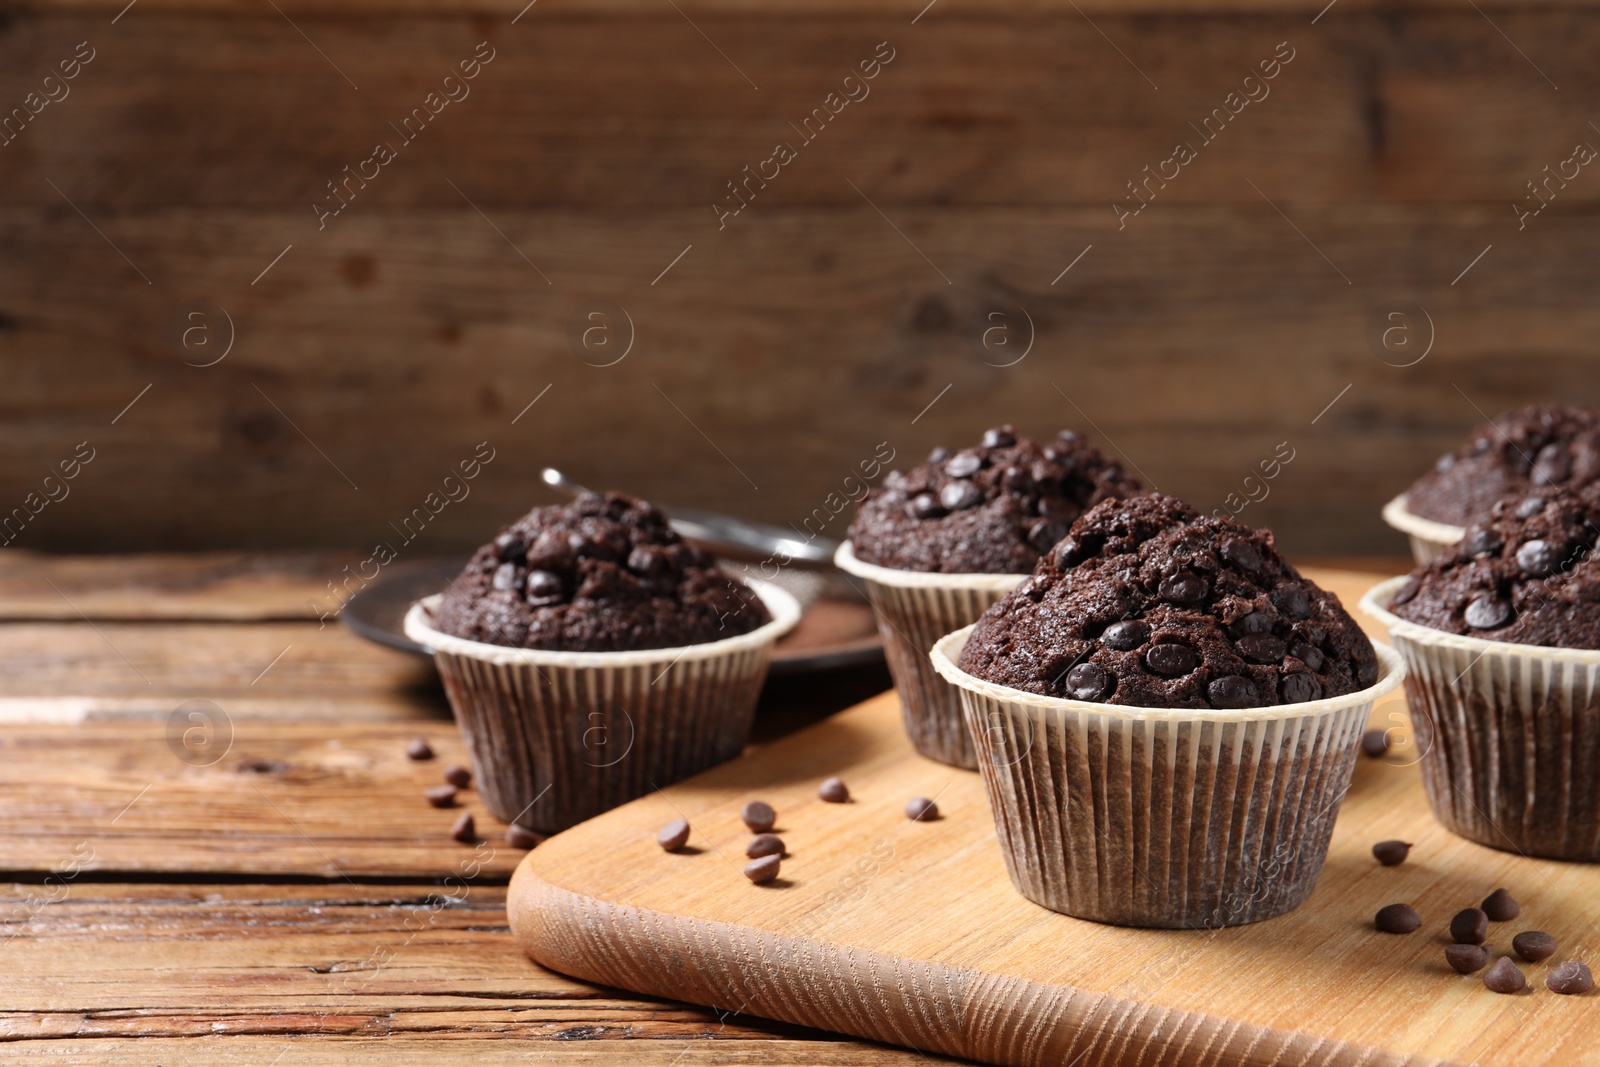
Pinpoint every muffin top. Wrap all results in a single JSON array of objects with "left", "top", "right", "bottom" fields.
[
  {"left": 1388, "top": 488, "right": 1600, "bottom": 648},
  {"left": 957, "top": 495, "right": 1380, "bottom": 708},
  {"left": 1405, "top": 405, "right": 1600, "bottom": 526},
  {"left": 430, "top": 492, "right": 771, "bottom": 652},
  {"left": 847, "top": 425, "right": 1141, "bottom": 574}
]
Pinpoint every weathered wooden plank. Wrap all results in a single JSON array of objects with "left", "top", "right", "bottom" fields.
[{"left": 2, "top": 205, "right": 1594, "bottom": 556}]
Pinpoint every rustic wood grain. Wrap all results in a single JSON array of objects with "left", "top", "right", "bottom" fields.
[{"left": 510, "top": 569, "right": 1600, "bottom": 1067}]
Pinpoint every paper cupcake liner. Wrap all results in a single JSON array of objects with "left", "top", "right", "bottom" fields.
[
  {"left": 1363, "top": 576, "right": 1600, "bottom": 861},
  {"left": 403, "top": 582, "right": 800, "bottom": 834},
  {"left": 1382, "top": 493, "right": 1465, "bottom": 566},
  {"left": 835, "top": 542, "right": 1025, "bottom": 769},
  {"left": 931, "top": 627, "right": 1405, "bottom": 928}
]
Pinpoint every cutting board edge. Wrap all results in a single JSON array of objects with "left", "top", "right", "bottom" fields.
[{"left": 507, "top": 858, "right": 1453, "bottom": 1067}]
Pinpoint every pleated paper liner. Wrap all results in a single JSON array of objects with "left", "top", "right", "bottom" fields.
[
  {"left": 834, "top": 542, "right": 1025, "bottom": 769},
  {"left": 1363, "top": 575, "right": 1600, "bottom": 862},
  {"left": 1381, "top": 493, "right": 1465, "bottom": 566},
  {"left": 931, "top": 626, "right": 1406, "bottom": 928},
  {"left": 404, "top": 582, "right": 800, "bottom": 834}
]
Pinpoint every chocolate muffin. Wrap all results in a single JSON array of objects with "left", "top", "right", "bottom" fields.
[
  {"left": 958, "top": 494, "right": 1379, "bottom": 708},
  {"left": 1389, "top": 489, "right": 1600, "bottom": 648},
  {"left": 431, "top": 492, "right": 770, "bottom": 652},
  {"left": 1405, "top": 405, "right": 1600, "bottom": 527},
  {"left": 848, "top": 425, "right": 1141, "bottom": 574}
]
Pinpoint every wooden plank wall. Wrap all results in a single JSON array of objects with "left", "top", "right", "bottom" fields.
[{"left": 2, "top": 0, "right": 1597, "bottom": 556}]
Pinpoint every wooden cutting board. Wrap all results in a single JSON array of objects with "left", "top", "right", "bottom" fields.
[{"left": 507, "top": 570, "right": 1600, "bottom": 1067}]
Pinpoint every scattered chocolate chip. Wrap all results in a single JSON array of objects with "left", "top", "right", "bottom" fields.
[
  {"left": 1065, "top": 662, "right": 1113, "bottom": 702},
  {"left": 907, "top": 493, "right": 947, "bottom": 520},
  {"left": 982, "top": 426, "right": 1017, "bottom": 449},
  {"left": 1102, "top": 620, "right": 1149, "bottom": 651},
  {"left": 1280, "top": 672, "right": 1323, "bottom": 704},
  {"left": 1145, "top": 643, "right": 1197, "bottom": 677},
  {"left": 1232, "top": 612, "right": 1273, "bottom": 635},
  {"left": 1462, "top": 528, "right": 1504, "bottom": 559},
  {"left": 405, "top": 737, "right": 435, "bottom": 761},
  {"left": 939, "top": 480, "right": 983, "bottom": 511},
  {"left": 1371, "top": 840, "right": 1411, "bottom": 866},
  {"left": 1052, "top": 538, "right": 1081, "bottom": 570},
  {"left": 1391, "top": 578, "right": 1421, "bottom": 606},
  {"left": 1221, "top": 539, "right": 1263, "bottom": 572},
  {"left": 1237, "top": 633, "right": 1287, "bottom": 664},
  {"left": 1445, "top": 944, "right": 1492, "bottom": 974},
  {"left": 818, "top": 777, "right": 850, "bottom": 803},
  {"left": 905, "top": 797, "right": 939, "bottom": 822},
  {"left": 491, "top": 562, "right": 520, "bottom": 591},
  {"left": 444, "top": 764, "right": 472, "bottom": 789},
  {"left": 746, "top": 833, "right": 785, "bottom": 859},
  {"left": 525, "top": 569, "right": 564, "bottom": 605},
  {"left": 1159, "top": 571, "right": 1207, "bottom": 605},
  {"left": 1484, "top": 957, "right": 1527, "bottom": 994},
  {"left": 944, "top": 452, "right": 983, "bottom": 479},
  {"left": 1547, "top": 960, "right": 1595, "bottom": 995},
  {"left": 741, "top": 801, "right": 776, "bottom": 833},
  {"left": 927, "top": 446, "right": 950, "bottom": 464},
  {"left": 1290, "top": 643, "right": 1325, "bottom": 672},
  {"left": 1515, "top": 496, "right": 1546, "bottom": 519},
  {"left": 1375, "top": 903, "right": 1422, "bottom": 934},
  {"left": 1027, "top": 520, "right": 1070, "bottom": 553},
  {"left": 1464, "top": 595, "right": 1513, "bottom": 631},
  {"left": 424, "top": 784, "right": 458, "bottom": 808},
  {"left": 1207, "top": 676, "right": 1259, "bottom": 709},
  {"left": 1481, "top": 888, "right": 1520, "bottom": 922},
  {"left": 1513, "top": 931, "right": 1558, "bottom": 962},
  {"left": 493, "top": 530, "right": 527, "bottom": 560},
  {"left": 657, "top": 818, "right": 690, "bottom": 852},
  {"left": 1450, "top": 908, "right": 1489, "bottom": 945},
  {"left": 744, "top": 854, "right": 781, "bottom": 884},
  {"left": 1273, "top": 586, "right": 1312, "bottom": 619},
  {"left": 505, "top": 823, "right": 540, "bottom": 850},
  {"left": 450, "top": 812, "right": 475, "bottom": 843},
  {"left": 1533, "top": 442, "right": 1571, "bottom": 485},
  {"left": 1360, "top": 730, "right": 1390, "bottom": 758}
]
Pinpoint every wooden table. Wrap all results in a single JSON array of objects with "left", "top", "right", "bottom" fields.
[{"left": 0, "top": 551, "right": 1406, "bottom": 1065}]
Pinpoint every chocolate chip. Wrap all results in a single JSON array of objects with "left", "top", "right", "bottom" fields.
[
  {"left": 1484, "top": 957, "right": 1526, "bottom": 994},
  {"left": 493, "top": 531, "right": 527, "bottom": 561},
  {"left": 1534, "top": 442, "right": 1571, "bottom": 485},
  {"left": 1102, "top": 620, "right": 1149, "bottom": 652},
  {"left": 1207, "top": 676, "right": 1260, "bottom": 709},
  {"left": 491, "top": 562, "right": 520, "bottom": 591},
  {"left": 1516, "top": 496, "right": 1546, "bottom": 519},
  {"left": 1516, "top": 539, "right": 1558, "bottom": 577},
  {"left": 928, "top": 446, "right": 950, "bottom": 464},
  {"left": 1547, "top": 960, "right": 1595, "bottom": 995},
  {"left": 905, "top": 797, "right": 938, "bottom": 821},
  {"left": 944, "top": 452, "right": 983, "bottom": 479},
  {"left": 1237, "top": 633, "right": 1287, "bottom": 664},
  {"left": 1028, "top": 520, "right": 1070, "bottom": 553},
  {"left": 939, "top": 480, "right": 982, "bottom": 511},
  {"left": 1221, "top": 539, "right": 1263, "bottom": 572},
  {"left": 818, "top": 777, "right": 850, "bottom": 803},
  {"left": 744, "top": 854, "right": 781, "bottom": 884},
  {"left": 449, "top": 812, "right": 475, "bottom": 843},
  {"left": 1232, "top": 612, "right": 1273, "bottom": 636},
  {"left": 1391, "top": 578, "right": 1421, "bottom": 606},
  {"left": 1290, "top": 643, "right": 1325, "bottom": 672},
  {"left": 1280, "top": 673, "right": 1323, "bottom": 704},
  {"left": 1145, "top": 643, "right": 1197, "bottom": 677},
  {"left": 907, "top": 493, "right": 947, "bottom": 520},
  {"left": 505, "top": 823, "right": 540, "bottom": 850},
  {"left": 1375, "top": 903, "right": 1422, "bottom": 933},
  {"left": 1358, "top": 658, "right": 1379, "bottom": 687},
  {"left": 1436, "top": 454, "right": 1455, "bottom": 472},
  {"left": 425, "top": 784, "right": 458, "bottom": 808},
  {"left": 444, "top": 764, "right": 472, "bottom": 789},
  {"left": 1513, "top": 931, "right": 1557, "bottom": 962},
  {"left": 746, "top": 833, "right": 785, "bottom": 859},
  {"left": 626, "top": 547, "right": 663, "bottom": 575},
  {"left": 657, "top": 818, "right": 690, "bottom": 851},
  {"left": 1159, "top": 571, "right": 1207, "bottom": 605},
  {"left": 524, "top": 571, "right": 565, "bottom": 607},
  {"left": 1003, "top": 466, "right": 1032, "bottom": 493},
  {"left": 1065, "top": 662, "right": 1112, "bottom": 702},
  {"left": 1371, "top": 840, "right": 1411, "bottom": 866},
  {"left": 1272, "top": 586, "right": 1312, "bottom": 619},
  {"left": 1052, "top": 538, "right": 1082, "bottom": 570},
  {"left": 405, "top": 737, "right": 435, "bottom": 761},
  {"left": 982, "top": 426, "right": 1017, "bottom": 449},
  {"left": 1462, "top": 528, "right": 1504, "bottom": 559},
  {"left": 1478, "top": 888, "right": 1517, "bottom": 921},
  {"left": 1445, "top": 944, "right": 1492, "bottom": 974},
  {"left": 1361, "top": 729, "right": 1390, "bottom": 758},
  {"left": 1450, "top": 908, "right": 1489, "bottom": 945},
  {"left": 741, "top": 801, "right": 776, "bottom": 833},
  {"left": 1464, "top": 595, "right": 1513, "bottom": 630}
]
